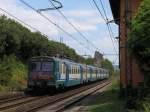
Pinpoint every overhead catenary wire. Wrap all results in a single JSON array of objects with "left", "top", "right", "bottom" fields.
[
  {"left": 98, "top": 0, "right": 119, "bottom": 53},
  {"left": 48, "top": 0, "right": 102, "bottom": 53},
  {"left": 0, "top": 7, "right": 54, "bottom": 40},
  {"left": 98, "top": 0, "right": 118, "bottom": 44},
  {"left": 20, "top": 0, "right": 95, "bottom": 53},
  {"left": 91, "top": 0, "right": 118, "bottom": 55},
  {"left": 94, "top": 0, "right": 119, "bottom": 64},
  {"left": 92, "top": 0, "right": 107, "bottom": 22}
]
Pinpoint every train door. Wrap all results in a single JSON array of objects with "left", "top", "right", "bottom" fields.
[{"left": 59, "top": 62, "right": 67, "bottom": 81}]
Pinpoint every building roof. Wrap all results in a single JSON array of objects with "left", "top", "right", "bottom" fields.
[{"left": 109, "top": 0, "right": 120, "bottom": 24}]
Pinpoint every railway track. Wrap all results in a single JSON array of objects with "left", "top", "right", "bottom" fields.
[
  {"left": 0, "top": 95, "right": 27, "bottom": 105},
  {"left": 0, "top": 92, "right": 24, "bottom": 101},
  {"left": 0, "top": 80, "right": 110, "bottom": 112},
  {"left": 37, "top": 80, "right": 111, "bottom": 112}
]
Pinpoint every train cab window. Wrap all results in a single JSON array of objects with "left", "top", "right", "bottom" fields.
[
  {"left": 42, "top": 62, "right": 53, "bottom": 72},
  {"left": 30, "top": 62, "right": 41, "bottom": 71}
]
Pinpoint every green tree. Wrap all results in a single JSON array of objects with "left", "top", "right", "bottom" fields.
[
  {"left": 128, "top": 0, "right": 150, "bottom": 86},
  {"left": 84, "top": 58, "right": 94, "bottom": 65},
  {"left": 102, "top": 59, "right": 114, "bottom": 75},
  {"left": 0, "top": 55, "right": 26, "bottom": 88},
  {"left": 0, "top": 15, "right": 82, "bottom": 62}
]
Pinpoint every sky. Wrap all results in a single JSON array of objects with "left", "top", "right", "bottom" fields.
[{"left": 0, "top": 0, "right": 119, "bottom": 65}]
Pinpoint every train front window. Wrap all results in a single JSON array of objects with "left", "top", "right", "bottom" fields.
[
  {"left": 31, "top": 62, "right": 41, "bottom": 71},
  {"left": 42, "top": 62, "right": 53, "bottom": 72}
]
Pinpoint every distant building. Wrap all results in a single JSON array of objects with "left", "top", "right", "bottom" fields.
[
  {"left": 109, "top": 0, "right": 144, "bottom": 89},
  {"left": 94, "top": 51, "right": 103, "bottom": 67}
]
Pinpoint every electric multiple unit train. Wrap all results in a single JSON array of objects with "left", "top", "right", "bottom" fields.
[{"left": 27, "top": 56, "right": 109, "bottom": 90}]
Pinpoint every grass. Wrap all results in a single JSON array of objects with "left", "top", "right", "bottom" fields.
[{"left": 88, "top": 78, "right": 126, "bottom": 112}]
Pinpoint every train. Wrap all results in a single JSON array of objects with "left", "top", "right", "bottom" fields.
[{"left": 27, "top": 56, "right": 109, "bottom": 90}]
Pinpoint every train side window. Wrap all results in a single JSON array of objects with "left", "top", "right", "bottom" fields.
[
  {"left": 61, "top": 64, "right": 63, "bottom": 74},
  {"left": 75, "top": 67, "right": 77, "bottom": 74},
  {"left": 75, "top": 66, "right": 76, "bottom": 74},
  {"left": 72, "top": 66, "right": 74, "bottom": 74},
  {"left": 76, "top": 67, "right": 77, "bottom": 74},
  {"left": 59, "top": 63, "right": 62, "bottom": 74},
  {"left": 70, "top": 66, "right": 71, "bottom": 74}
]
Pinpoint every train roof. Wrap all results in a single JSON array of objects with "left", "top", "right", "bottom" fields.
[
  {"left": 30, "top": 56, "right": 109, "bottom": 71},
  {"left": 30, "top": 56, "right": 79, "bottom": 65}
]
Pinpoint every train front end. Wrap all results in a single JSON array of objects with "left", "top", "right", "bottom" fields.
[{"left": 27, "top": 57, "right": 55, "bottom": 90}]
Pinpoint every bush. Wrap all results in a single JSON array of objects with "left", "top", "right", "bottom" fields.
[
  {"left": 128, "top": 0, "right": 150, "bottom": 87},
  {"left": 0, "top": 55, "right": 27, "bottom": 91}
]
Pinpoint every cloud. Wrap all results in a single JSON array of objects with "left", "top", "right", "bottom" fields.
[
  {"left": 0, "top": 0, "right": 105, "bottom": 37},
  {"left": 0, "top": 0, "right": 119, "bottom": 64},
  {"left": 0, "top": 0, "right": 59, "bottom": 40}
]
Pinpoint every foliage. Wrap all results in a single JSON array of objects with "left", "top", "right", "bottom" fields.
[
  {"left": 127, "top": 1, "right": 150, "bottom": 111},
  {"left": 0, "top": 15, "right": 115, "bottom": 91},
  {"left": 0, "top": 15, "right": 82, "bottom": 62},
  {"left": 0, "top": 15, "right": 87, "bottom": 91},
  {"left": 0, "top": 55, "right": 27, "bottom": 91},
  {"left": 102, "top": 59, "right": 114, "bottom": 75},
  {"left": 143, "top": 101, "right": 150, "bottom": 112},
  {"left": 84, "top": 58, "right": 94, "bottom": 65},
  {"left": 127, "top": 0, "right": 150, "bottom": 85}
]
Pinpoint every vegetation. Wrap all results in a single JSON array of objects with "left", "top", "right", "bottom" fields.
[
  {"left": 84, "top": 57, "right": 94, "bottom": 65},
  {"left": 0, "top": 55, "right": 27, "bottom": 91},
  {"left": 102, "top": 59, "right": 114, "bottom": 75},
  {"left": 127, "top": 0, "right": 150, "bottom": 111},
  {"left": 88, "top": 77, "right": 126, "bottom": 112},
  {"left": 0, "top": 15, "right": 82, "bottom": 62},
  {"left": 0, "top": 15, "right": 83, "bottom": 91},
  {"left": 0, "top": 15, "right": 114, "bottom": 91},
  {"left": 128, "top": 0, "right": 150, "bottom": 87}
]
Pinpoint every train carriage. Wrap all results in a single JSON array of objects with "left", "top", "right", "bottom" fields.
[
  {"left": 65, "top": 61, "right": 81, "bottom": 87},
  {"left": 27, "top": 56, "right": 109, "bottom": 91},
  {"left": 86, "top": 65, "right": 92, "bottom": 82},
  {"left": 80, "top": 64, "right": 88, "bottom": 83}
]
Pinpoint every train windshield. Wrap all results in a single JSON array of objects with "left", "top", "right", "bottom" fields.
[
  {"left": 30, "top": 61, "right": 53, "bottom": 72},
  {"left": 42, "top": 62, "right": 53, "bottom": 72},
  {"left": 31, "top": 62, "right": 41, "bottom": 71}
]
